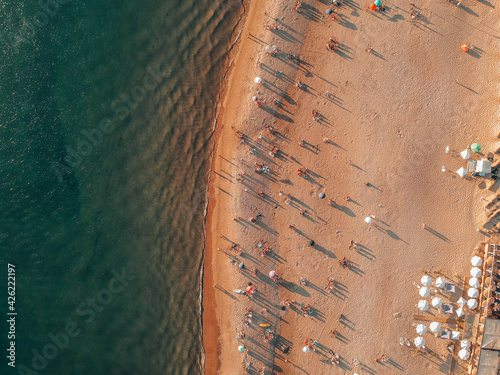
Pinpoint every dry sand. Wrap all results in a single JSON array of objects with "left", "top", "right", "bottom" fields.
[{"left": 202, "top": 0, "right": 500, "bottom": 373}]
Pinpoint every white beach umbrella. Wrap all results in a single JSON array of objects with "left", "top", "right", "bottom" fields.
[
  {"left": 457, "top": 297, "right": 466, "bottom": 307},
  {"left": 469, "top": 278, "right": 480, "bottom": 288},
  {"left": 461, "top": 149, "right": 471, "bottom": 160},
  {"left": 419, "top": 287, "right": 430, "bottom": 297},
  {"left": 303, "top": 346, "right": 310, "bottom": 353},
  {"left": 364, "top": 217, "right": 372, "bottom": 224},
  {"left": 467, "top": 288, "right": 479, "bottom": 298},
  {"left": 456, "top": 307, "right": 464, "bottom": 317},
  {"left": 461, "top": 340, "right": 471, "bottom": 349},
  {"left": 467, "top": 299, "right": 478, "bottom": 310},
  {"left": 254, "top": 77, "right": 262, "bottom": 84},
  {"left": 421, "top": 275, "right": 432, "bottom": 286},
  {"left": 457, "top": 167, "right": 467, "bottom": 177},
  {"left": 471, "top": 267, "right": 482, "bottom": 278},
  {"left": 431, "top": 297, "right": 443, "bottom": 308},
  {"left": 471, "top": 256, "right": 482, "bottom": 267},
  {"left": 416, "top": 324, "right": 427, "bottom": 335},
  {"left": 458, "top": 349, "right": 470, "bottom": 360},
  {"left": 418, "top": 300, "right": 429, "bottom": 311},
  {"left": 429, "top": 322, "right": 441, "bottom": 333},
  {"left": 436, "top": 277, "right": 446, "bottom": 288},
  {"left": 414, "top": 337, "right": 425, "bottom": 348}
]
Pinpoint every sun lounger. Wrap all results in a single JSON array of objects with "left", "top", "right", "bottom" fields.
[
  {"left": 442, "top": 304, "right": 454, "bottom": 314},
  {"left": 439, "top": 331, "right": 451, "bottom": 339},
  {"left": 444, "top": 284, "right": 456, "bottom": 293}
]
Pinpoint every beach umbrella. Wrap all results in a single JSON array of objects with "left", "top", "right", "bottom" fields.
[
  {"left": 457, "top": 297, "right": 466, "bottom": 307},
  {"left": 375, "top": 0, "right": 382, "bottom": 6},
  {"left": 239, "top": 262, "right": 245, "bottom": 269},
  {"left": 431, "top": 297, "right": 443, "bottom": 308},
  {"left": 238, "top": 345, "right": 245, "bottom": 352},
  {"left": 303, "top": 346, "right": 310, "bottom": 353},
  {"left": 319, "top": 192, "right": 326, "bottom": 199},
  {"left": 252, "top": 96, "right": 258, "bottom": 101},
  {"left": 326, "top": 8, "right": 333, "bottom": 14},
  {"left": 458, "top": 349, "right": 470, "bottom": 360},
  {"left": 471, "top": 256, "right": 482, "bottom": 267},
  {"left": 421, "top": 275, "right": 432, "bottom": 286},
  {"left": 461, "top": 340, "right": 471, "bottom": 349},
  {"left": 468, "top": 288, "right": 479, "bottom": 298},
  {"left": 467, "top": 299, "right": 478, "bottom": 310},
  {"left": 365, "top": 217, "right": 372, "bottom": 224},
  {"left": 418, "top": 300, "right": 429, "bottom": 311},
  {"left": 429, "top": 322, "right": 441, "bottom": 333},
  {"left": 471, "top": 143, "right": 481, "bottom": 152},
  {"left": 460, "top": 149, "right": 470, "bottom": 159},
  {"left": 370, "top": 3, "right": 377, "bottom": 10},
  {"left": 461, "top": 44, "right": 469, "bottom": 53},
  {"left": 254, "top": 77, "right": 262, "bottom": 84},
  {"left": 469, "top": 278, "right": 480, "bottom": 288},
  {"left": 436, "top": 277, "right": 446, "bottom": 289},
  {"left": 269, "top": 270, "right": 277, "bottom": 278},
  {"left": 457, "top": 167, "right": 467, "bottom": 178},
  {"left": 414, "top": 337, "right": 425, "bottom": 348},
  {"left": 471, "top": 267, "right": 481, "bottom": 278},
  {"left": 419, "top": 287, "right": 430, "bottom": 298},
  {"left": 456, "top": 307, "right": 464, "bottom": 317},
  {"left": 416, "top": 324, "right": 427, "bottom": 335}
]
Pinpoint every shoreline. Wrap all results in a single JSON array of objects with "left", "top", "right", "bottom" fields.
[{"left": 201, "top": 1, "right": 251, "bottom": 374}]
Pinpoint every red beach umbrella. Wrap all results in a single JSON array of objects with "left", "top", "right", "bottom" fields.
[
  {"left": 370, "top": 3, "right": 376, "bottom": 10},
  {"left": 461, "top": 44, "right": 469, "bottom": 52}
]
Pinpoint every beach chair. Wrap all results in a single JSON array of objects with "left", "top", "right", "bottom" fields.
[
  {"left": 444, "top": 284, "right": 456, "bottom": 293},
  {"left": 439, "top": 331, "right": 451, "bottom": 339},
  {"left": 442, "top": 304, "right": 454, "bottom": 314}
]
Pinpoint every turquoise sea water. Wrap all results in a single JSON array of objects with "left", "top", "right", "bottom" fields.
[{"left": 0, "top": 0, "right": 242, "bottom": 374}]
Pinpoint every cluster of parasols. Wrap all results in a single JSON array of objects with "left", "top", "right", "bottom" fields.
[{"left": 413, "top": 255, "right": 485, "bottom": 361}]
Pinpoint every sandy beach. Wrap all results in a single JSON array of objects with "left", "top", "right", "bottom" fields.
[{"left": 202, "top": 0, "right": 500, "bottom": 373}]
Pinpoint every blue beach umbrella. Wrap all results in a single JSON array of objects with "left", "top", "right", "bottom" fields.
[
  {"left": 374, "top": 0, "right": 381, "bottom": 6},
  {"left": 326, "top": 8, "right": 333, "bottom": 14},
  {"left": 319, "top": 193, "right": 326, "bottom": 199},
  {"left": 239, "top": 262, "right": 245, "bottom": 269}
]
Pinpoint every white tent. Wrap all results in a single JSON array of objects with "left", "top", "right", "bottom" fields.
[
  {"left": 429, "top": 322, "right": 441, "bottom": 333},
  {"left": 458, "top": 349, "right": 470, "bottom": 360},
  {"left": 471, "top": 256, "right": 482, "bottom": 267},
  {"left": 419, "top": 287, "right": 430, "bottom": 297},
  {"left": 414, "top": 337, "right": 425, "bottom": 348},
  {"left": 467, "top": 288, "right": 479, "bottom": 298},
  {"left": 418, "top": 300, "right": 429, "bottom": 311},
  {"left": 457, "top": 167, "right": 467, "bottom": 177},
  {"left": 436, "top": 277, "right": 446, "bottom": 289},
  {"left": 421, "top": 275, "right": 432, "bottom": 286},
  {"left": 469, "top": 278, "right": 480, "bottom": 288},
  {"left": 416, "top": 324, "right": 427, "bottom": 335},
  {"left": 471, "top": 267, "right": 482, "bottom": 278},
  {"left": 467, "top": 299, "right": 478, "bottom": 310},
  {"left": 457, "top": 297, "right": 466, "bottom": 307},
  {"left": 364, "top": 217, "right": 372, "bottom": 224},
  {"left": 254, "top": 77, "right": 262, "bottom": 83},
  {"left": 461, "top": 149, "right": 471, "bottom": 159},
  {"left": 456, "top": 307, "right": 464, "bottom": 317},
  {"left": 431, "top": 297, "right": 443, "bottom": 308}
]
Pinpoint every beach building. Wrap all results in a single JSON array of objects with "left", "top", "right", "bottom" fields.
[{"left": 468, "top": 159, "right": 492, "bottom": 177}]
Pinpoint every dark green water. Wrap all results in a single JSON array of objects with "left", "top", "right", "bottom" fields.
[{"left": 0, "top": 0, "right": 242, "bottom": 374}]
